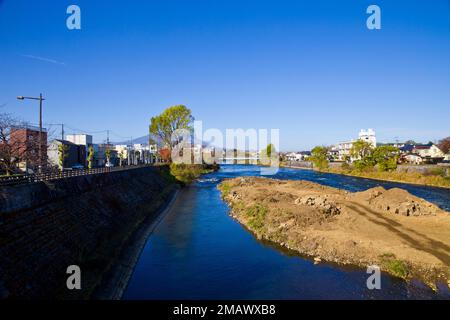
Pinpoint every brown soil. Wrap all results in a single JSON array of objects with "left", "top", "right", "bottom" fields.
[{"left": 219, "top": 177, "right": 450, "bottom": 289}]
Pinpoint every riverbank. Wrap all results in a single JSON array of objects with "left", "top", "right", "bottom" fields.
[
  {"left": 219, "top": 177, "right": 450, "bottom": 290},
  {"left": 324, "top": 167, "right": 450, "bottom": 189},
  {"left": 281, "top": 162, "right": 450, "bottom": 189},
  {"left": 93, "top": 188, "right": 180, "bottom": 299}
]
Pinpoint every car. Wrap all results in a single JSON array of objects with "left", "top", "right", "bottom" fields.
[
  {"left": 105, "top": 162, "right": 114, "bottom": 168},
  {"left": 72, "top": 164, "right": 84, "bottom": 170}
]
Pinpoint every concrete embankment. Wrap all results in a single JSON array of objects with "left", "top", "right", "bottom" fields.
[{"left": 0, "top": 166, "right": 178, "bottom": 299}]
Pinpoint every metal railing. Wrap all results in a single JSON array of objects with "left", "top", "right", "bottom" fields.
[{"left": 0, "top": 164, "right": 156, "bottom": 186}]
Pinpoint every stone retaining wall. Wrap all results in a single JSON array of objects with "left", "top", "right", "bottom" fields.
[{"left": 0, "top": 166, "right": 177, "bottom": 299}]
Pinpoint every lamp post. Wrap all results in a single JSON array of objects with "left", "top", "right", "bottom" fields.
[{"left": 17, "top": 94, "right": 45, "bottom": 173}]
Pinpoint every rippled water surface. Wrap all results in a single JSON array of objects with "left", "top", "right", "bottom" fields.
[{"left": 123, "top": 165, "right": 450, "bottom": 299}]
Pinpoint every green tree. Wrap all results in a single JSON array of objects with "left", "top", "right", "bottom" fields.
[
  {"left": 149, "top": 105, "right": 194, "bottom": 162},
  {"left": 259, "top": 143, "right": 278, "bottom": 166},
  {"left": 105, "top": 148, "right": 111, "bottom": 164},
  {"left": 310, "top": 146, "right": 329, "bottom": 170},
  {"left": 350, "top": 140, "right": 375, "bottom": 170},
  {"left": 118, "top": 150, "right": 125, "bottom": 166},
  {"left": 372, "top": 145, "right": 399, "bottom": 172},
  {"left": 350, "top": 140, "right": 374, "bottom": 159},
  {"left": 404, "top": 140, "right": 418, "bottom": 145},
  {"left": 58, "top": 143, "right": 69, "bottom": 170},
  {"left": 87, "top": 145, "right": 94, "bottom": 169},
  {"left": 264, "top": 143, "right": 275, "bottom": 158}
]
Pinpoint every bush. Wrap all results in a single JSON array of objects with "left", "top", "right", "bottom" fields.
[
  {"left": 169, "top": 163, "right": 217, "bottom": 184},
  {"left": 245, "top": 204, "right": 268, "bottom": 232},
  {"left": 379, "top": 253, "right": 409, "bottom": 278}
]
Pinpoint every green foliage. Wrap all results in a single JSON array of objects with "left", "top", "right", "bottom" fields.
[
  {"left": 87, "top": 145, "right": 94, "bottom": 169},
  {"left": 372, "top": 145, "right": 399, "bottom": 172},
  {"left": 219, "top": 182, "right": 232, "bottom": 198},
  {"left": 350, "top": 140, "right": 375, "bottom": 170},
  {"left": 259, "top": 143, "right": 278, "bottom": 166},
  {"left": 310, "top": 146, "right": 329, "bottom": 170},
  {"left": 149, "top": 105, "right": 194, "bottom": 161},
  {"left": 105, "top": 148, "right": 111, "bottom": 163},
  {"left": 58, "top": 143, "right": 69, "bottom": 169},
  {"left": 263, "top": 143, "right": 275, "bottom": 158},
  {"left": 245, "top": 204, "right": 268, "bottom": 231},
  {"left": 169, "top": 163, "right": 214, "bottom": 184},
  {"left": 379, "top": 253, "right": 409, "bottom": 278},
  {"left": 341, "top": 161, "right": 351, "bottom": 171}
]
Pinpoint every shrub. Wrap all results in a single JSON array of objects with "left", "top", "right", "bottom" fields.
[
  {"left": 169, "top": 163, "right": 216, "bottom": 184},
  {"left": 245, "top": 204, "right": 268, "bottom": 231},
  {"left": 379, "top": 253, "right": 409, "bottom": 278}
]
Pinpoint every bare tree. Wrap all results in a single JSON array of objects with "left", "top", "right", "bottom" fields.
[
  {"left": 0, "top": 112, "right": 25, "bottom": 175},
  {"left": 0, "top": 112, "right": 49, "bottom": 175},
  {"left": 438, "top": 137, "right": 450, "bottom": 154}
]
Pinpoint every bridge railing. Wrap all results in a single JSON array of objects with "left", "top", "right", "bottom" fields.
[{"left": 0, "top": 164, "right": 155, "bottom": 186}]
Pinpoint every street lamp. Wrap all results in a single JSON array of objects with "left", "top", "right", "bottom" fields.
[{"left": 17, "top": 93, "right": 45, "bottom": 173}]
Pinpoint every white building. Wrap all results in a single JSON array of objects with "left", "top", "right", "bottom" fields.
[
  {"left": 66, "top": 134, "right": 93, "bottom": 147},
  {"left": 404, "top": 154, "right": 423, "bottom": 165},
  {"left": 412, "top": 144, "right": 445, "bottom": 162},
  {"left": 336, "top": 129, "right": 377, "bottom": 161},
  {"left": 358, "top": 129, "right": 377, "bottom": 148},
  {"left": 444, "top": 152, "right": 450, "bottom": 162},
  {"left": 285, "top": 152, "right": 309, "bottom": 162}
]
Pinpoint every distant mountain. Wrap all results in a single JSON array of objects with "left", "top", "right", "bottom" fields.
[
  {"left": 113, "top": 134, "right": 157, "bottom": 146},
  {"left": 113, "top": 133, "right": 207, "bottom": 146}
]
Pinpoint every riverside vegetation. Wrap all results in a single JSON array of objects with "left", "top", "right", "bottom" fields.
[
  {"left": 308, "top": 141, "right": 450, "bottom": 188},
  {"left": 219, "top": 177, "right": 450, "bottom": 290}
]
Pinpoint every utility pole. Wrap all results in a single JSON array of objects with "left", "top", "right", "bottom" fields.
[
  {"left": 107, "top": 130, "right": 110, "bottom": 145},
  {"left": 17, "top": 93, "right": 45, "bottom": 173},
  {"left": 51, "top": 123, "right": 64, "bottom": 140}
]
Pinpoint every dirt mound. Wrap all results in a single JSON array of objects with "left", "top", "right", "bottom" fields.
[
  {"left": 294, "top": 195, "right": 341, "bottom": 217},
  {"left": 218, "top": 177, "right": 450, "bottom": 289},
  {"left": 351, "top": 187, "right": 442, "bottom": 216}
]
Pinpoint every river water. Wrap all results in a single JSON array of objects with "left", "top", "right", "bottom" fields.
[{"left": 123, "top": 165, "right": 450, "bottom": 300}]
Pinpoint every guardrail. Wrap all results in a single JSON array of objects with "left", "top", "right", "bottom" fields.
[{"left": 0, "top": 164, "right": 155, "bottom": 186}]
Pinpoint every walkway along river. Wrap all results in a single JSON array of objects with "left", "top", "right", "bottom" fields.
[{"left": 123, "top": 165, "right": 450, "bottom": 299}]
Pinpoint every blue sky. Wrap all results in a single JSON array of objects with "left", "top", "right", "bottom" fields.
[{"left": 0, "top": 0, "right": 449, "bottom": 150}]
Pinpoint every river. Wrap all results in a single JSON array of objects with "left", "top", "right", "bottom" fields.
[{"left": 123, "top": 165, "right": 450, "bottom": 299}]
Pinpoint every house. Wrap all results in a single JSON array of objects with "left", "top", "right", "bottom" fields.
[
  {"left": 285, "top": 151, "right": 311, "bottom": 162},
  {"left": 94, "top": 143, "right": 117, "bottom": 167},
  {"left": 399, "top": 144, "right": 415, "bottom": 154},
  {"left": 444, "top": 152, "right": 450, "bottom": 162},
  {"left": 10, "top": 125, "right": 48, "bottom": 173},
  {"left": 403, "top": 154, "right": 423, "bottom": 165},
  {"left": 114, "top": 145, "right": 130, "bottom": 165},
  {"left": 66, "top": 134, "right": 93, "bottom": 167},
  {"left": 47, "top": 139, "right": 86, "bottom": 170},
  {"left": 412, "top": 144, "right": 445, "bottom": 163},
  {"left": 336, "top": 129, "right": 377, "bottom": 161},
  {"left": 66, "top": 134, "right": 93, "bottom": 147},
  {"left": 132, "top": 143, "right": 158, "bottom": 164}
]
